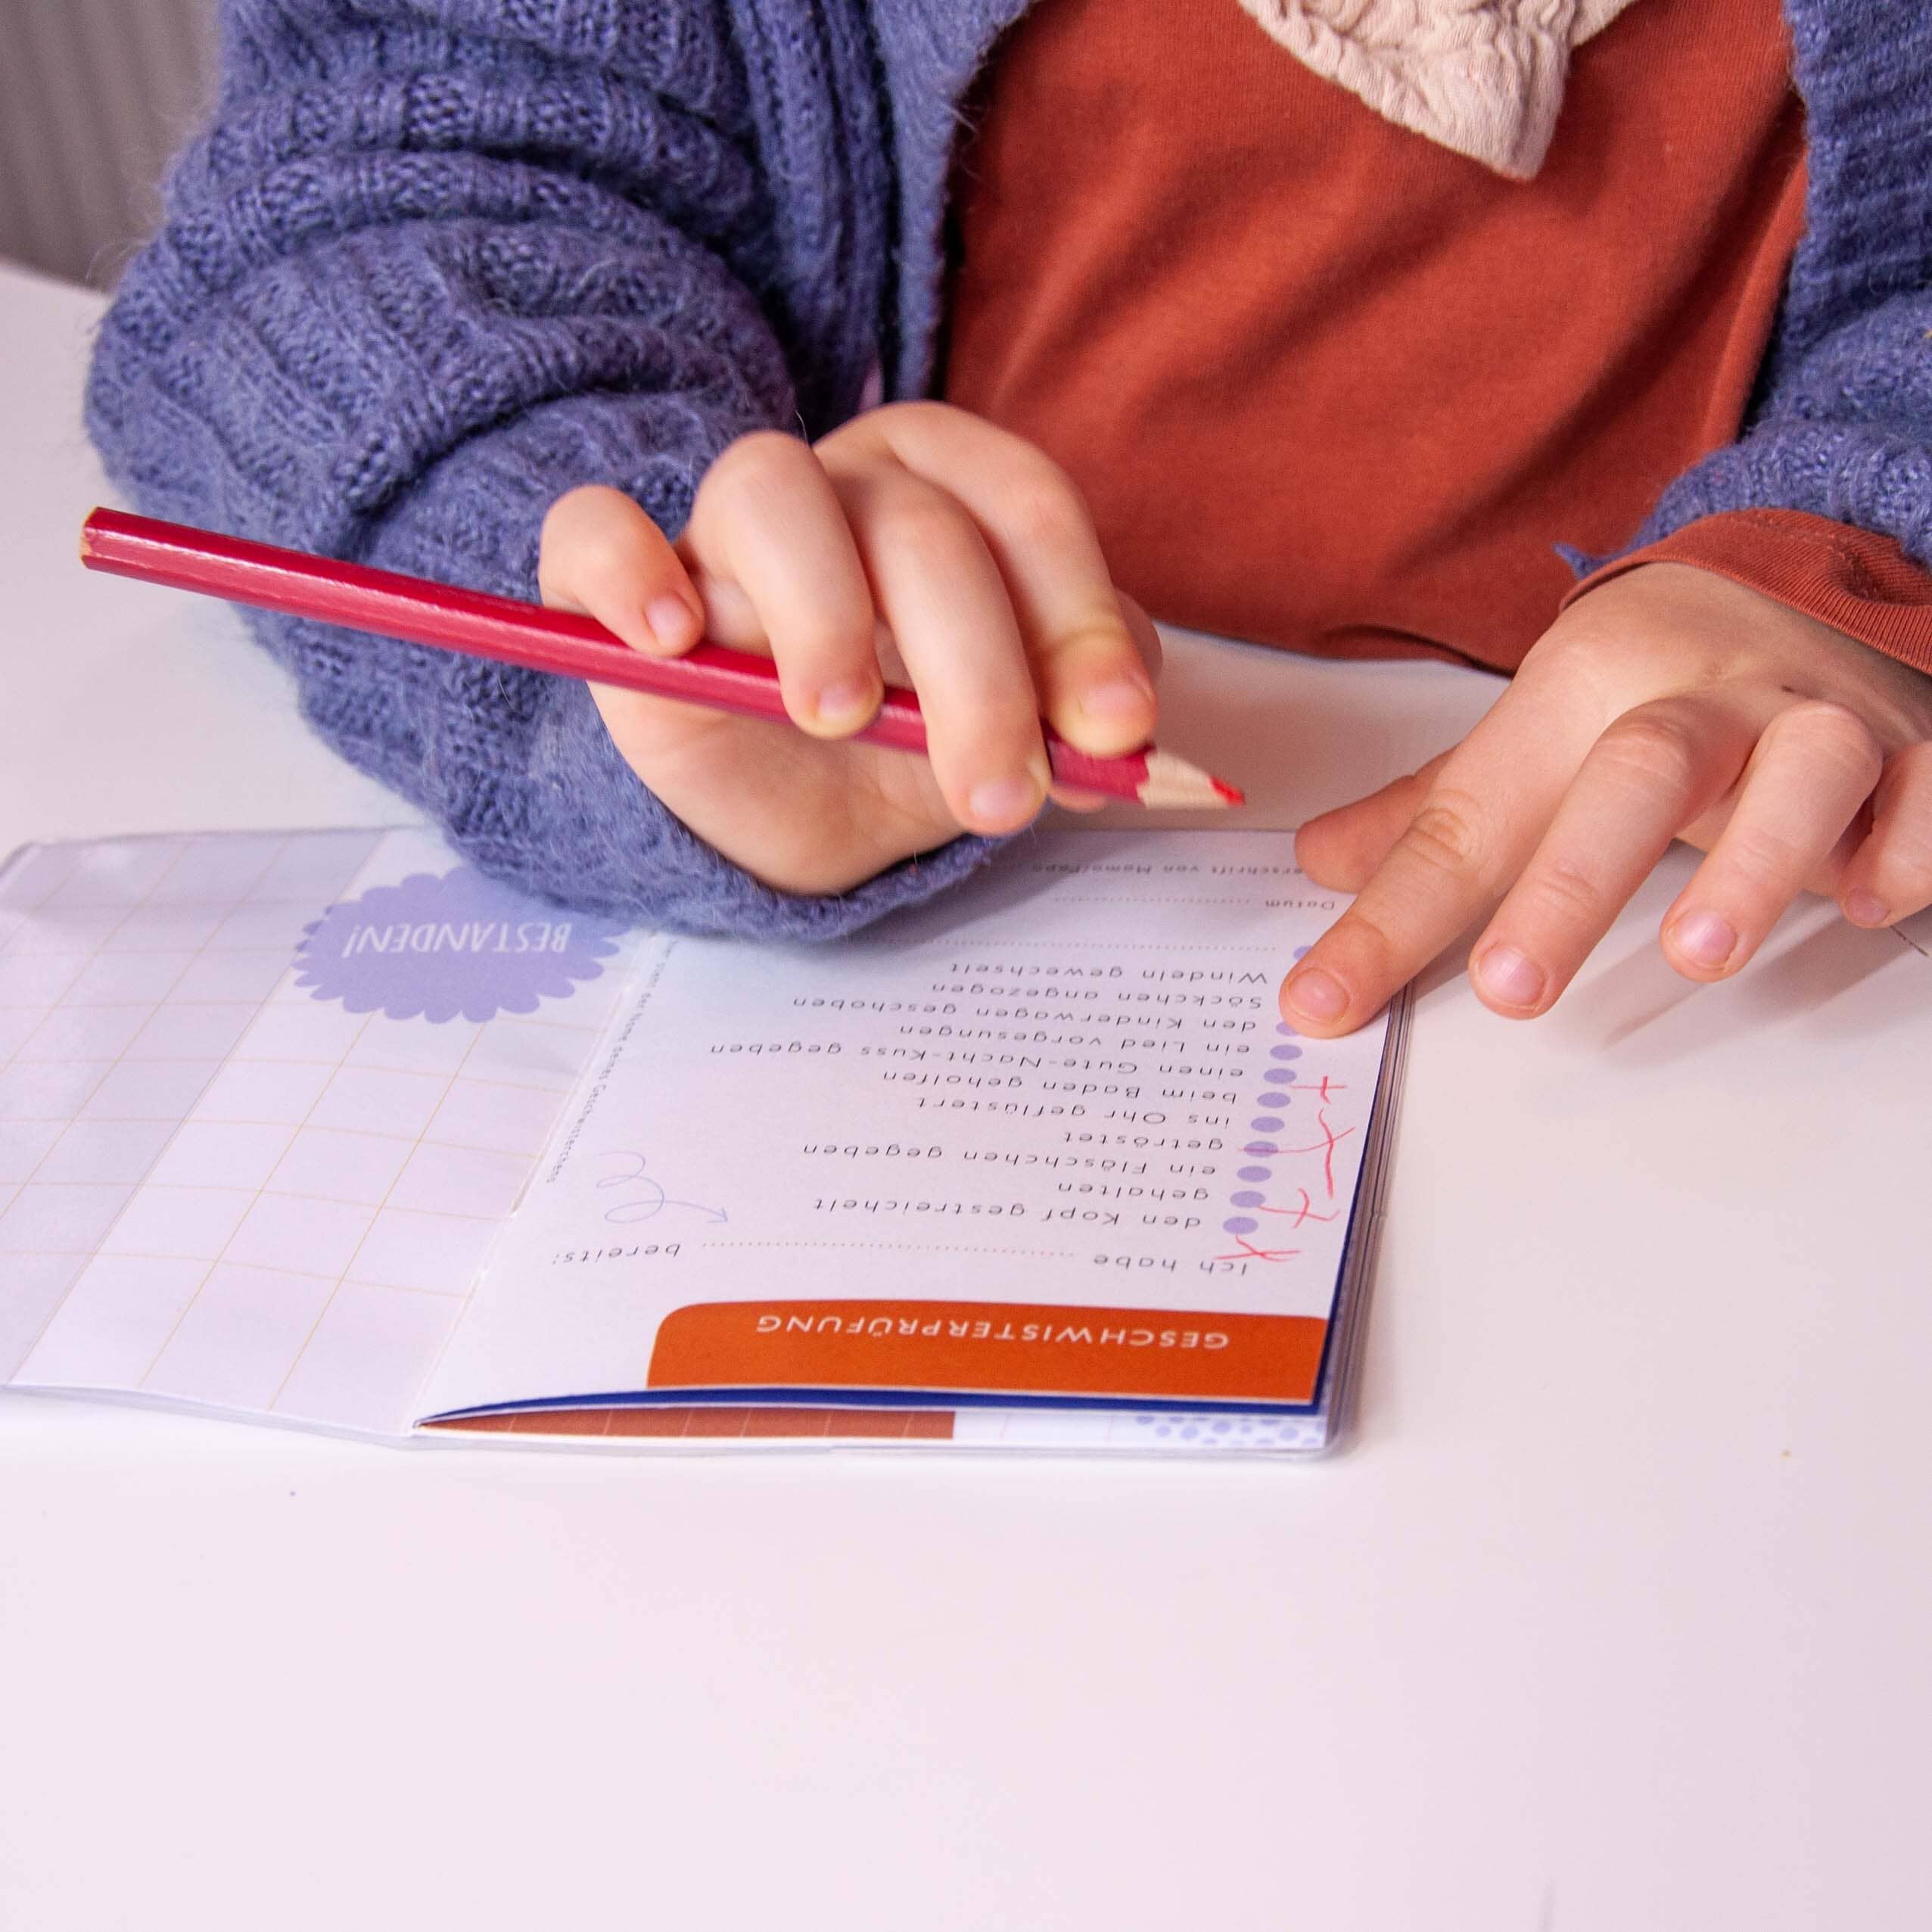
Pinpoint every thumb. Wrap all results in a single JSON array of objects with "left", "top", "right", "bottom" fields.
[{"left": 539, "top": 485, "right": 705, "bottom": 658}]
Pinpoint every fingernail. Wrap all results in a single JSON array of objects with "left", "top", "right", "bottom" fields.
[
  {"left": 815, "top": 677, "right": 880, "bottom": 729},
  {"left": 1080, "top": 678, "right": 1154, "bottom": 724},
  {"left": 1284, "top": 968, "right": 1348, "bottom": 1023},
  {"left": 968, "top": 776, "right": 1044, "bottom": 826},
  {"left": 643, "top": 596, "right": 698, "bottom": 652},
  {"left": 1672, "top": 910, "right": 1737, "bottom": 969},
  {"left": 1476, "top": 944, "right": 1545, "bottom": 1010},
  {"left": 1843, "top": 891, "right": 1890, "bottom": 928}
]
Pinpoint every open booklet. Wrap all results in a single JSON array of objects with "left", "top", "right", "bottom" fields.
[{"left": 0, "top": 824, "right": 1405, "bottom": 1454}]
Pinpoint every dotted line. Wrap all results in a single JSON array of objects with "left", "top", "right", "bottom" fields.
[{"left": 701, "top": 1240, "right": 1078, "bottom": 1258}]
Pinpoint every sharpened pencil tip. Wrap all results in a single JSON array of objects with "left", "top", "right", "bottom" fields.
[{"left": 1137, "top": 747, "right": 1244, "bottom": 810}]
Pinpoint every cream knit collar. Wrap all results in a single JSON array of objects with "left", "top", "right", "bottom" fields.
[{"left": 1235, "top": 0, "right": 1642, "bottom": 178}]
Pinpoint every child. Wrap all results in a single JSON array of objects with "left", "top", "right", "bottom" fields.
[{"left": 86, "top": 0, "right": 1932, "bottom": 1037}]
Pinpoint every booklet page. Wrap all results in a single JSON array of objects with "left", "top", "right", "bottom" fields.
[{"left": 419, "top": 832, "right": 1389, "bottom": 1423}]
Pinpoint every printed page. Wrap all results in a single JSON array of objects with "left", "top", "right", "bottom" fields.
[
  {"left": 1, "top": 829, "right": 642, "bottom": 1436},
  {"left": 418, "top": 832, "right": 1390, "bottom": 1423}
]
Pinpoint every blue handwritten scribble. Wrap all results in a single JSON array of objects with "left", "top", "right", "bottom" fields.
[{"left": 596, "top": 1152, "right": 728, "bottom": 1227}]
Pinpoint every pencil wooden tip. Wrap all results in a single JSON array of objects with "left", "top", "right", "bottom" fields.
[
  {"left": 1212, "top": 778, "right": 1245, "bottom": 807},
  {"left": 1139, "top": 748, "right": 1245, "bottom": 810}
]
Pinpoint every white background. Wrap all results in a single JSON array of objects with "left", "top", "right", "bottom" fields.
[{"left": 5, "top": 262, "right": 1930, "bottom": 1930}]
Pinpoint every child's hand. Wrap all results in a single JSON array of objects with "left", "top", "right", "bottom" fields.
[
  {"left": 539, "top": 404, "right": 1159, "bottom": 896},
  {"left": 1285, "top": 563, "right": 1932, "bottom": 1033}
]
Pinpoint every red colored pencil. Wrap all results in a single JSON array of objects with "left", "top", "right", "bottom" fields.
[{"left": 78, "top": 509, "right": 1243, "bottom": 811}]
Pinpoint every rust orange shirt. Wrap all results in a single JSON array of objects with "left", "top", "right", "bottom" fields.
[{"left": 940, "top": 0, "right": 1932, "bottom": 675}]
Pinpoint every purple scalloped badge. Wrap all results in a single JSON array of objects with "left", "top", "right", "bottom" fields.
[{"left": 293, "top": 866, "right": 627, "bottom": 1023}]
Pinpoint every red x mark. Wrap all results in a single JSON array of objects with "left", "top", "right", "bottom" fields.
[
  {"left": 1258, "top": 1187, "right": 1339, "bottom": 1228},
  {"left": 1283, "top": 1074, "right": 1348, "bottom": 1105},
  {"left": 1279, "top": 1108, "right": 1358, "bottom": 1199},
  {"left": 1212, "top": 1236, "right": 1302, "bottom": 1264}
]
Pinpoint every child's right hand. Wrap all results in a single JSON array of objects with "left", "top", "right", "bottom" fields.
[{"left": 539, "top": 403, "right": 1161, "bottom": 896}]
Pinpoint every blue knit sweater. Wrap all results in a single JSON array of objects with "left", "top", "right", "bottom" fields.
[{"left": 86, "top": 0, "right": 1932, "bottom": 935}]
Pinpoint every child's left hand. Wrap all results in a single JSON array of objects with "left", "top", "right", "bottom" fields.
[{"left": 1283, "top": 562, "right": 1932, "bottom": 1033}]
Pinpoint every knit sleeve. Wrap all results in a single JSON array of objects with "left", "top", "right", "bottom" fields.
[
  {"left": 1573, "top": 10, "right": 1932, "bottom": 600},
  {"left": 85, "top": 0, "right": 1004, "bottom": 936}
]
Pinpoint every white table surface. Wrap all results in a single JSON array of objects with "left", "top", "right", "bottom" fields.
[{"left": 4, "top": 257, "right": 1928, "bottom": 1932}]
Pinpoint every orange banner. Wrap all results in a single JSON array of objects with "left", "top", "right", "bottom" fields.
[{"left": 648, "top": 1301, "right": 1327, "bottom": 1405}]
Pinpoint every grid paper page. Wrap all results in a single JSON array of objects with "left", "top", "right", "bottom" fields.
[{"left": 2, "top": 829, "right": 640, "bottom": 1436}]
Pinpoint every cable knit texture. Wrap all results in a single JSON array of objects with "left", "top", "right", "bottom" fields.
[
  {"left": 88, "top": 0, "right": 1932, "bottom": 936},
  {"left": 1234, "top": 0, "right": 1640, "bottom": 178}
]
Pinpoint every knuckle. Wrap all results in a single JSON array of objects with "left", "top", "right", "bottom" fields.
[
  {"left": 1594, "top": 708, "right": 1703, "bottom": 795},
  {"left": 1722, "top": 822, "right": 1806, "bottom": 889},
  {"left": 870, "top": 486, "right": 975, "bottom": 565},
  {"left": 872, "top": 399, "right": 951, "bottom": 435},
  {"left": 1869, "top": 821, "right": 1932, "bottom": 898},
  {"left": 1325, "top": 906, "right": 1403, "bottom": 982},
  {"left": 1398, "top": 791, "right": 1488, "bottom": 882},
  {"left": 1768, "top": 700, "right": 1883, "bottom": 787},
  {"left": 1526, "top": 611, "right": 1608, "bottom": 675},
  {"left": 1000, "top": 472, "right": 1090, "bottom": 560},
  {"left": 1521, "top": 853, "right": 1608, "bottom": 926},
  {"left": 706, "top": 429, "right": 808, "bottom": 507},
  {"left": 1044, "top": 614, "right": 1138, "bottom": 674},
  {"left": 778, "top": 614, "right": 874, "bottom": 670}
]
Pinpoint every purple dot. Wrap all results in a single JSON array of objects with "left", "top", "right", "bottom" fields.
[
  {"left": 1243, "top": 1142, "right": 1278, "bottom": 1158},
  {"left": 1223, "top": 1216, "right": 1258, "bottom": 1236},
  {"left": 1238, "top": 1165, "right": 1272, "bottom": 1182},
  {"left": 1251, "top": 1115, "right": 1283, "bottom": 1133},
  {"left": 1258, "top": 1092, "right": 1291, "bottom": 1109},
  {"left": 1231, "top": 1190, "right": 1265, "bottom": 1208},
  {"left": 1293, "top": 946, "right": 1311, "bottom": 960},
  {"left": 1276, "top": 1022, "right": 1299, "bottom": 1037},
  {"left": 1270, "top": 1044, "right": 1303, "bottom": 1061}
]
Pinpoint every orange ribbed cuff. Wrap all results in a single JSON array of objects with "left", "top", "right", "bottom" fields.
[{"left": 1561, "top": 509, "right": 1932, "bottom": 677}]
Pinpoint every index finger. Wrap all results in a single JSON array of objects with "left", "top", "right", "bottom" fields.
[
  {"left": 1281, "top": 694, "right": 1588, "bottom": 1034},
  {"left": 677, "top": 432, "right": 883, "bottom": 736},
  {"left": 829, "top": 406, "right": 1157, "bottom": 755}
]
